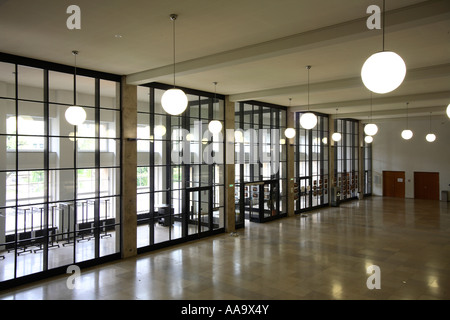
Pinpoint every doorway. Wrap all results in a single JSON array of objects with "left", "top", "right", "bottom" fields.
[
  {"left": 414, "top": 172, "right": 440, "bottom": 200},
  {"left": 241, "top": 180, "right": 282, "bottom": 224},
  {"left": 383, "top": 171, "right": 405, "bottom": 198},
  {"left": 186, "top": 187, "right": 213, "bottom": 237}
]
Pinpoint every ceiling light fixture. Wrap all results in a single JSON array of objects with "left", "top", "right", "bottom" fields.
[
  {"left": 65, "top": 50, "right": 86, "bottom": 126},
  {"left": 426, "top": 112, "right": 436, "bottom": 142},
  {"left": 401, "top": 102, "right": 413, "bottom": 140},
  {"left": 364, "top": 93, "right": 378, "bottom": 136},
  {"left": 299, "top": 66, "right": 318, "bottom": 130},
  {"left": 361, "top": 0, "right": 406, "bottom": 94},
  {"left": 161, "top": 14, "right": 188, "bottom": 116},
  {"left": 285, "top": 98, "right": 296, "bottom": 139},
  {"left": 365, "top": 136, "right": 374, "bottom": 144},
  {"left": 331, "top": 108, "right": 342, "bottom": 142},
  {"left": 208, "top": 82, "right": 223, "bottom": 135}
]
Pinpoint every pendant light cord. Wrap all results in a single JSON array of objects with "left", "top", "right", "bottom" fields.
[
  {"left": 406, "top": 102, "right": 409, "bottom": 129},
  {"left": 73, "top": 50, "right": 78, "bottom": 105},
  {"left": 173, "top": 17, "right": 176, "bottom": 88},
  {"left": 382, "top": 0, "right": 386, "bottom": 51},
  {"left": 429, "top": 112, "right": 432, "bottom": 132},
  {"left": 306, "top": 65, "right": 311, "bottom": 111}
]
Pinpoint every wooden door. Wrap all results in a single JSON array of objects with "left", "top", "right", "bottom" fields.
[
  {"left": 414, "top": 172, "right": 440, "bottom": 200},
  {"left": 383, "top": 171, "right": 405, "bottom": 198}
]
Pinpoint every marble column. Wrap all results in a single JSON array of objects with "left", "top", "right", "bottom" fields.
[
  {"left": 329, "top": 115, "right": 336, "bottom": 205},
  {"left": 121, "top": 77, "right": 137, "bottom": 258},
  {"left": 358, "top": 121, "right": 365, "bottom": 200},
  {"left": 224, "top": 96, "right": 235, "bottom": 233},
  {"left": 286, "top": 110, "right": 295, "bottom": 217}
]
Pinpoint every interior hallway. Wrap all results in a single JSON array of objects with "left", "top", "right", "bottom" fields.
[{"left": 0, "top": 196, "right": 449, "bottom": 300}]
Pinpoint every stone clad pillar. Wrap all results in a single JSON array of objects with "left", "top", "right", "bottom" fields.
[
  {"left": 224, "top": 96, "right": 235, "bottom": 233},
  {"left": 121, "top": 76, "right": 137, "bottom": 258},
  {"left": 286, "top": 110, "right": 295, "bottom": 217},
  {"left": 358, "top": 121, "right": 365, "bottom": 200}
]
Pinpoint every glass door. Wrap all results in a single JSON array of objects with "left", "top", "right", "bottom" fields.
[
  {"left": 187, "top": 187, "right": 212, "bottom": 237},
  {"left": 243, "top": 181, "right": 281, "bottom": 223},
  {"left": 263, "top": 181, "right": 280, "bottom": 220},
  {"left": 297, "top": 177, "right": 311, "bottom": 212},
  {"left": 245, "top": 183, "right": 262, "bottom": 222}
]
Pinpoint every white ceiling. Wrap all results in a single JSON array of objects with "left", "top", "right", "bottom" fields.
[{"left": 0, "top": 0, "right": 449, "bottom": 121}]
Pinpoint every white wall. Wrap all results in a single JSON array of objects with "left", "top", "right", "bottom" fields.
[{"left": 372, "top": 115, "right": 450, "bottom": 200}]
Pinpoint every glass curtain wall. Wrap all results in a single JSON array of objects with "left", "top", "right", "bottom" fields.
[
  {"left": 293, "top": 112, "right": 329, "bottom": 213},
  {"left": 136, "top": 84, "right": 225, "bottom": 251},
  {"left": 334, "top": 119, "right": 359, "bottom": 201},
  {"left": 234, "top": 101, "right": 287, "bottom": 228},
  {"left": 0, "top": 55, "right": 121, "bottom": 286}
]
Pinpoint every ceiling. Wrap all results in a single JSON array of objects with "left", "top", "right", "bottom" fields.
[{"left": 0, "top": 0, "right": 449, "bottom": 121}]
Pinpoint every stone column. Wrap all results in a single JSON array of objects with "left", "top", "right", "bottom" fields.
[
  {"left": 358, "top": 121, "right": 365, "bottom": 199},
  {"left": 286, "top": 110, "right": 295, "bottom": 217},
  {"left": 329, "top": 115, "right": 336, "bottom": 205},
  {"left": 121, "top": 77, "right": 137, "bottom": 258},
  {"left": 224, "top": 96, "right": 235, "bottom": 233}
]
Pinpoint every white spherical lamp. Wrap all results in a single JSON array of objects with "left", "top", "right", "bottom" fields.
[
  {"left": 447, "top": 104, "right": 450, "bottom": 118},
  {"left": 364, "top": 123, "right": 378, "bottom": 136},
  {"left": 401, "top": 129, "right": 413, "bottom": 140},
  {"left": 154, "top": 125, "right": 166, "bottom": 137},
  {"left": 365, "top": 136, "right": 374, "bottom": 144},
  {"left": 161, "top": 88, "right": 188, "bottom": 115},
  {"left": 331, "top": 132, "right": 342, "bottom": 142},
  {"left": 284, "top": 128, "right": 296, "bottom": 139},
  {"left": 65, "top": 106, "right": 86, "bottom": 126},
  {"left": 208, "top": 120, "right": 222, "bottom": 134},
  {"left": 426, "top": 133, "right": 436, "bottom": 143},
  {"left": 361, "top": 51, "right": 406, "bottom": 94},
  {"left": 299, "top": 112, "right": 317, "bottom": 130}
]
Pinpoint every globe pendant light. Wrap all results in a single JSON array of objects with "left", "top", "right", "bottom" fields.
[
  {"left": 361, "top": 0, "right": 406, "bottom": 94},
  {"left": 299, "top": 66, "right": 317, "bottom": 130},
  {"left": 364, "top": 93, "right": 378, "bottom": 136},
  {"left": 208, "top": 82, "right": 222, "bottom": 134},
  {"left": 161, "top": 14, "right": 188, "bottom": 116},
  {"left": 285, "top": 128, "right": 296, "bottom": 139},
  {"left": 401, "top": 102, "right": 413, "bottom": 140},
  {"left": 365, "top": 136, "right": 374, "bottom": 144},
  {"left": 332, "top": 132, "right": 342, "bottom": 142},
  {"left": 426, "top": 112, "right": 436, "bottom": 143},
  {"left": 331, "top": 108, "right": 342, "bottom": 142},
  {"left": 65, "top": 50, "right": 86, "bottom": 126},
  {"left": 284, "top": 98, "right": 296, "bottom": 139},
  {"left": 447, "top": 104, "right": 450, "bottom": 118}
]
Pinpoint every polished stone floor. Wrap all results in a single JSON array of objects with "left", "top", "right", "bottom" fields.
[{"left": 0, "top": 196, "right": 449, "bottom": 300}]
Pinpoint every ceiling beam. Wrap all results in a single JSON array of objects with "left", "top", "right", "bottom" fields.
[
  {"left": 229, "top": 63, "right": 450, "bottom": 102},
  {"left": 290, "top": 91, "right": 450, "bottom": 112},
  {"left": 337, "top": 105, "right": 447, "bottom": 121},
  {"left": 126, "top": 0, "right": 450, "bottom": 86}
]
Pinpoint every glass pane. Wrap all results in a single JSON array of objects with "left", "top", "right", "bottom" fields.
[
  {"left": 137, "top": 86, "right": 150, "bottom": 113},
  {"left": 18, "top": 66, "right": 43, "bottom": 101},
  {"left": 49, "top": 71, "right": 73, "bottom": 105},
  {"left": 1, "top": 99, "right": 15, "bottom": 135},
  {"left": 100, "top": 79, "right": 119, "bottom": 109},
  {"left": 101, "top": 109, "right": 120, "bottom": 139},
  {"left": 0, "top": 136, "right": 15, "bottom": 171},
  {"left": 76, "top": 75, "right": 95, "bottom": 107},
  {"left": 0, "top": 62, "right": 16, "bottom": 98}
]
